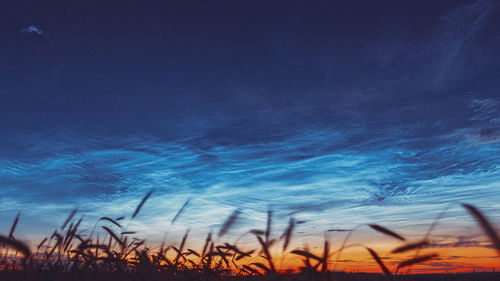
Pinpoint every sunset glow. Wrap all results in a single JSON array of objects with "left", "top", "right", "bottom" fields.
[{"left": 1, "top": 0, "right": 499, "bottom": 279}]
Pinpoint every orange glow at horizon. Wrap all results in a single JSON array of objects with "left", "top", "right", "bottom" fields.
[{"left": 18, "top": 229, "right": 499, "bottom": 275}]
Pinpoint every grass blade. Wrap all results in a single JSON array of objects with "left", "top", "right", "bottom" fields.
[
  {"left": 290, "top": 249, "right": 321, "bottom": 261},
  {"left": 171, "top": 198, "right": 191, "bottom": 224},
  {"left": 178, "top": 231, "right": 189, "bottom": 255},
  {"left": 250, "top": 229, "right": 264, "bottom": 236},
  {"left": 132, "top": 189, "right": 154, "bottom": 219},
  {"left": 36, "top": 237, "right": 48, "bottom": 250},
  {"left": 99, "top": 217, "right": 122, "bottom": 228},
  {"left": 218, "top": 209, "right": 241, "bottom": 238},
  {"left": 321, "top": 240, "right": 329, "bottom": 272},
  {"left": 102, "top": 226, "right": 124, "bottom": 247},
  {"left": 243, "top": 265, "right": 261, "bottom": 275},
  {"left": 251, "top": 262, "right": 271, "bottom": 274},
  {"left": 9, "top": 212, "right": 20, "bottom": 239},
  {"left": 236, "top": 249, "right": 255, "bottom": 260},
  {"left": 280, "top": 217, "right": 295, "bottom": 252},
  {"left": 462, "top": 204, "right": 500, "bottom": 256},
  {"left": 391, "top": 240, "right": 429, "bottom": 254},
  {"left": 265, "top": 210, "right": 272, "bottom": 243},
  {"left": 369, "top": 224, "right": 405, "bottom": 241},
  {"left": 201, "top": 232, "right": 212, "bottom": 258},
  {"left": 187, "top": 249, "right": 200, "bottom": 257},
  {"left": 366, "top": 247, "right": 393, "bottom": 280},
  {"left": 256, "top": 235, "right": 276, "bottom": 272},
  {"left": 397, "top": 253, "right": 438, "bottom": 269},
  {"left": 61, "top": 209, "right": 78, "bottom": 230},
  {"left": 0, "top": 235, "right": 31, "bottom": 261}
]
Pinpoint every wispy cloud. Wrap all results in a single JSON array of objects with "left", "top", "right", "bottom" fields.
[
  {"left": 1, "top": 127, "right": 498, "bottom": 243},
  {"left": 430, "top": 1, "right": 495, "bottom": 90},
  {"left": 20, "top": 25, "right": 43, "bottom": 35},
  {"left": 1, "top": 1, "right": 499, "bottom": 257}
]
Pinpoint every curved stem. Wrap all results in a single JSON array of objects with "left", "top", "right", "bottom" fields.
[
  {"left": 332, "top": 224, "right": 364, "bottom": 271},
  {"left": 406, "top": 203, "right": 452, "bottom": 274}
]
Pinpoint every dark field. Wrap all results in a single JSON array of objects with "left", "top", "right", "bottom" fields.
[{"left": 0, "top": 271, "right": 500, "bottom": 281}]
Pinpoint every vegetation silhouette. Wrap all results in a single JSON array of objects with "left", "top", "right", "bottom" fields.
[{"left": 0, "top": 190, "right": 498, "bottom": 281}]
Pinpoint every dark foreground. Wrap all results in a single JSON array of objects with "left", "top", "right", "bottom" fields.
[{"left": 0, "top": 271, "right": 499, "bottom": 281}]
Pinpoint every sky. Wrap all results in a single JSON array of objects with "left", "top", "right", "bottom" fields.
[{"left": 1, "top": 0, "right": 500, "bottom": 273}]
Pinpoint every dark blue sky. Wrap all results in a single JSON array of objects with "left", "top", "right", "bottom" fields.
[{"left": 0, "top": 0, "right": 499, "bottom": 249}]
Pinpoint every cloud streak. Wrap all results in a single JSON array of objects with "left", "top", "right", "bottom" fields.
[
  {"left": 20, "top": 25, "right": 43, "bottom": 35},
  {"left": 0, "top": 2, "right": 499, "bottom": 263}
]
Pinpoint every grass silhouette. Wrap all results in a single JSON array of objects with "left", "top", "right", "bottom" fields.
[{"left": 0, "top": 190, "right": 498, "bottom": 281}]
